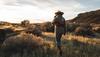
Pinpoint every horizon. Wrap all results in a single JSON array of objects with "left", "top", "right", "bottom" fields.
[{"left": 0, "top": 0, "right": 100, "bottom": 23}]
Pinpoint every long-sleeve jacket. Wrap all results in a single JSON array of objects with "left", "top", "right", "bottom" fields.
[{"left": 52, "top": 15, "right": 66, "bottom": 34}]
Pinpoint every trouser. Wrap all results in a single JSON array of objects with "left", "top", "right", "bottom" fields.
[
  {"left": 55, "top": 32, "right": 63, "bottom": 56},
  {"left": 55, "top": 32, "right": 63, "bottom": 47}
]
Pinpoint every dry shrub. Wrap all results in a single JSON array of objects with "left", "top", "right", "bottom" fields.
[
  {"left": 39, "top": 22, "right": 54, "bottom": 32},
  {"left": 66, "top": 23, "right": 79, "bottom": 32},
  {"left": 44, "top": 41, "right": 54, "bottom": 49},
  {"left": 75, "top": 26, "right": 93, "bottom": 36},
  {"left": 25, "top": 25, "right": 42, "bottom": 36},
  {"left": 0, "top": 29, "right": 6, "bottom": 43},
  {"left": 2, "top": 32, "right": 44, "bottom": 48},
  {"left": 21, "top": 20, "right": 30, "bottom": 27},
  {"left": 93, "top": 27, "right": 100, "bottom": 33},
  {"left": 0, "top": 28, "right": 16, "bottom": 44},
  {"left": 1, "top": 32, "right": 44, "bottom": 57}
]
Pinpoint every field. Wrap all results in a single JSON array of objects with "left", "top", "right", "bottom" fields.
[
  {"left": 0, "top": 31, "right": 100, "bottom": 57},
  {"left": 42, "top": 32, "right": 100, "bottom": 57},
  {"left": 0, "top": 23, "right": 100, "bottom": 57}
]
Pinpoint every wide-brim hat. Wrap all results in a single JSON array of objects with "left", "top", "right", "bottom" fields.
[{"left": 55, "top": 11, "right": 64, "bottom": 15}]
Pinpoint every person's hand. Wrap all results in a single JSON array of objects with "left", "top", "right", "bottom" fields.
[
  {"left": 63, "top": 32, "right": 66, "bottom": 35},
  {"left": 63, "top": 29, "right": 66, "bottom": 35}
]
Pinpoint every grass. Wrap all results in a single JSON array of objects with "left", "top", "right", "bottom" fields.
[{"left": 0, "top": 32, "right": 100, "bottom": 57}]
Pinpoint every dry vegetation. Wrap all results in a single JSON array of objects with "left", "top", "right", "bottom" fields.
[
  {"left": 0, "top": 21, "right": 100, "bottom": 57},
  {"left": 1, "top": 32, "right": 99, "bottom": 57},
  {"left": 0, "top": 9, "right": 100, "bottom": 57}
]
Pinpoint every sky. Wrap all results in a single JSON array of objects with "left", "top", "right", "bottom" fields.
[{"left": 0, "top": 0, "right": 100, "bottom": 23}]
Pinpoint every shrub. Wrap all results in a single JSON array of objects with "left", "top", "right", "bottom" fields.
[
  {"left": 21, "top": 20, "right": 30, "bottom": 27},
  {"left": 66, "top": 23, "right": 80, "bottom": 32},
  {"left": 25, "top": 25, "right": 42, "bottom": 36},
  {"left": 39, "top": 22, "right": 54, "bottom": 32},
  {"left": 0, "top": 29, "right": 6, "bottom": 44},
  {"left": 92, "top": 27, "right": 100, "bottom": 33},
  {"left": 0, "top": 28, "right": 15, "bottom": 44},
  {"left": 74, "top": 26, "right": 93, "bottom": 36},
  {"left": 44, "top": 22, "right": 54, "bottom": 32},
  {"left": 1, "top": 33, "right": 44, "bottom": 57}
]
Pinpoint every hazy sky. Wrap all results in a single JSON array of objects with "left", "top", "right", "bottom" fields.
[{"left": 0, "top": 0, "right": 100, "bottom": 23}]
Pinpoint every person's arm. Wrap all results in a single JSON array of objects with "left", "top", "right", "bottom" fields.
[
  {"left": 52, "top": 16, "right": 56, "bottom": 25},
  {"left": 63, "top": 18, "right": 66, "bottom": 35},
  {"left": 52, "top": 16, "right": 59, "bottom": 26}
]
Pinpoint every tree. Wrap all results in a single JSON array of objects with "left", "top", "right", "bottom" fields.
[{"left": 21, "top": 20, "right": 30, "bottom": 27}]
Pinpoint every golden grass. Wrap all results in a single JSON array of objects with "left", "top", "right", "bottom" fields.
[
  {"left": 63, "top": 34, "right": 100, "bottom": 45},
  {"left": 0, "top": 32, "right": 100, "bottom": 57},
  {"left": 43, "top": 32, "right": 100, "bottom": 45}
]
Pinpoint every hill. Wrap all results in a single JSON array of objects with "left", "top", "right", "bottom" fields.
[{"left": 71, "top": 10, "right": 100, "bottom": 24}]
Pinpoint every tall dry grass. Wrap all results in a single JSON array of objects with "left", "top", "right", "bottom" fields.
[
  {"left": 0, "top": 32, "right": 44, "bottom": 57},
  {"left": 0, "top": 32, "right": 100, "bottom": 57}
]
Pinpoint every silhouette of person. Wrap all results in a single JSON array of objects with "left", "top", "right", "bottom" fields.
[{"left": 52, "top": 11, "right": 66, "bottom": 56}]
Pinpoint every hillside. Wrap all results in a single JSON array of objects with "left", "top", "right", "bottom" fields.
[{"left": 71, "top": 10, "right": 100, "bottom": 24}]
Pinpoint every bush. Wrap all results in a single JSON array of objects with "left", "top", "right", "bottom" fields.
[
  {"left": 0, "top": 28, "right": 15, "bottom": 44},
  {"left": 21, "top": 20, "right": 30, "bottom": 27},
  {"left": 74, "top": 26, "right": 93, "bottom": 36},
  {"left": 0, "top": 29, "right": 6, "bottom": 44},
  {"left": 93, "top": 27, "right": 100, "bottom": 33},
  {"left": 1, "top": 33, "right": 44, "bottom": 57},
  {"left": 39, "top": 22, "right": 54, "bottom": 32},
  {"left": 25, "top": 25, "right": 42, "bottom": 36},
  {"left": 66, "top": 23, "right": 80, "bottom": 32}
]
